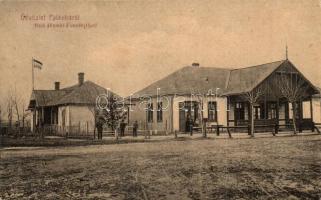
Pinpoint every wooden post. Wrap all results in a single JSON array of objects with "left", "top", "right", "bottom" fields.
[
  {"left": 127, "top": 106, "right": 130, "bottom": 124},
  {"left": 86, "top": 121, "right": 89, "bottom": 136},
  {"left": 165, "top": 120, "right": 168, "bottom": 135},
  {"left": 299, "top": 101, "right": 303, "bottom": 133},
  {"left": 264, "top": 96, "right": 267, "bottom": 120},
  {"left": 276, "top": 100, "right": 279, "bottom": 126},
  {"left": 247, "top": 102, "right": 251, "bottom": 125},
  {"left": 79, "top": 121, "right": 81, "bottom": 135},
  {"left": 216, "top": 125, "right": 220, "bottom": 136},
  {"left": 203, "top": 120, "right": 207, "bottom": 138},
  {"left": 310, "top": 98, "right": 314, "bottom": 132},
  {"left": 248, "top": 102, "right": 252, "bottom": 136},
  {"left": 227, "top": 127, "right": 232, "bottom": 138},
  {"left": 233, "top": 101, "right": 237, "bottom": 126},
  {"left": 41, "top": 107, "right": 44, "bottom": 138},
  {"left": 226, "top": 97, "right": 230, "bottom": 127}
]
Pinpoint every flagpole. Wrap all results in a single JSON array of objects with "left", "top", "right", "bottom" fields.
[{"left": 32, "top": 57, "right": 34, "bottom": 90}]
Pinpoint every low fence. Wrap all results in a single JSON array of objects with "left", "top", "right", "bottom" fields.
[
  {"left": 0, "top": 121, "right": 32, "bottom": 136},
  {"left": 41, "top": 122, "right": 96, "bottom": 138}
]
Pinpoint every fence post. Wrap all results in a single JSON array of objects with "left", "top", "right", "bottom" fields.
[
  {"left": 216, "top": 125, "right": 219, "bottom": 136},
  {"left": 86, "top": 121, "right": 89, "bottom": 135},
  {"left": 79, "top": 121, "right": 81, "bottom": 135}
]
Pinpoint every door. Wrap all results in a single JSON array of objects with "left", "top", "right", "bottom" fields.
[
  {"left": 62, "top": 109, "right": 66, "bottom": 127},
  {"left": 179, "top": 102, "right": 186, "bottom": 132}
]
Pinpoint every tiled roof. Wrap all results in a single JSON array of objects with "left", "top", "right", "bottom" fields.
[
  {"left": 132, "top": 60, "right": 287, "bottom": 97},
  {"left": 29, "top": 81, "right": 119, "bottom": 108},
  {"left": 132, "top": 66, "right": 231, "bottom": 97}
]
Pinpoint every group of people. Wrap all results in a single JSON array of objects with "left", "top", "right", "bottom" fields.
[
  {"left": 96, "top": 119, "right": 139, "bottom": 139},
  {"left": 119, "top": 120, "right": 138, "bottom": 137}
]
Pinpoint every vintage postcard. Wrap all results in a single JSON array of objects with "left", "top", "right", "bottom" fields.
[{"left": 0, "top": 0, "right": 321, "bottom": 199}]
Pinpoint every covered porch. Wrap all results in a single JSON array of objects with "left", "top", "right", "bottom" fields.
[
  {"left": 225, "top": 60, "right": 319, "bottom": 133},
  {"left": 227, "top": 96, "right": 315, "bottom": 133},
  {"left": 29, "top": 100, "right": 59, "bottom": 132}
]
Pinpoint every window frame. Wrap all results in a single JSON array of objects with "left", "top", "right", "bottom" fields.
[
  {"left": 208, "top": 101, "right": 217, "bottom": 122},
  {"left": 147, "top": 103, "right": 153, "bottom": 123},
  {"left": 157, "top": 102, "right": 163, "bottom": 122}
]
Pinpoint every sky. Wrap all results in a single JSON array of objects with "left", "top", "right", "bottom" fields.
[{"left": 0, "top": 0, "right": 321, "bottom": 117}]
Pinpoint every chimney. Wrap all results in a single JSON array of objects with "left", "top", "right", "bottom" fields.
[
  {"left": 192, "top": 63, "right": 200, "bottom": 67},
  {"left": 54, "top": 82, "right": 60, "bottom": 90},
  {"left": 78, "top": 72, "right": 84, "bottom": 85}
]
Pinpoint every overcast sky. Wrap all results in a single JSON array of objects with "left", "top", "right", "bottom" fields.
[{"left": 0, "top": 0, "right": 320, "bottom": 115}]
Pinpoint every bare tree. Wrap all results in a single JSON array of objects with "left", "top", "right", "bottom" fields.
[
  {"left": 6, "top": 89, "right": 14, "bottom": 134},
  {"left": 193, "top": 94, "right": 207, "bottom": 138},
  {"left": 277, "top": 73, "right": 309, "bottom": 134},
  {"left": 102, "top": 93, "right": 127, "bottom": 140},
  {"left": 10, "top": 85, "right": 30, "bottom": 136},
  {"left": 242, "top": 87, "right": 264, "bottom": 138},
  {"left": 21, "top": 102, "right": 30, "bottom": 131}
]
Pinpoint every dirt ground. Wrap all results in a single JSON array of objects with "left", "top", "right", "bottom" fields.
[{"left": 0, "top": 134, "right": 321, "bottom": 200}]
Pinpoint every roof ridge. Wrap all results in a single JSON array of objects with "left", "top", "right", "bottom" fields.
[
  {"left": 230, "top": 60, "right": 285, "bottom": 71},
  {"left": 184, "top": 65, "right": 231, "bottom": 70}
]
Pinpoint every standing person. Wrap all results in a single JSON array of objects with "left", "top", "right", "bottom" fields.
[
  {"left": 120, "top": 119, "right": 126, "bottom": 137},
  {"left": 188, "top": 116, "right": 194, "bottom": 136},
  {"left": 133, "top": 120, "right": 138, "bottom": 137},
  {"left": 96, "top": 118, "right": 104, "bottom": 140}
]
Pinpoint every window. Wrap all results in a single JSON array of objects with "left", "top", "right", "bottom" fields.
[
  {"left": 235, "top": 102, "right": 245, "bottom": 120},
  {"left": 157, "top": 102, "right": 163, "bottom": 122},
  {"left": 254, "top": 106, "right": 261, "bottom": 120},
  {"left": 147, "top": 103, "right": 153, "bottom": 123},
  {"left": 208, "top": 102, "right": 217, "bottom": 122},
  {"left": 290, "top": 102, "right": 301, "bottom": 119},
  {"left": 269, "top": 103, "right": 277, "bottom": 119}
]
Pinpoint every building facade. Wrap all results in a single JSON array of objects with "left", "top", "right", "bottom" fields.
[
  {"left": 128, "top": 60, "right": 319, "bottom": 133},
  {"left": 28, "top": 73, "right": 119, "bottom": 136}
]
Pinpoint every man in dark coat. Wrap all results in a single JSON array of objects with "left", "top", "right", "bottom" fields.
[
  {"left": 120, "top": 120, "right": 126, "bottom": 137},
  {"left": 96, "top": 118, "right": 104, "bottom": 140},
  {"left": 133, "top": 120, "right": 138, "bottom": 137}
]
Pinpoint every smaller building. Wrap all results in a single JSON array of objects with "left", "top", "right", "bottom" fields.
[{"left": 28, "top": 72, "right": 119, "bottom": 136}]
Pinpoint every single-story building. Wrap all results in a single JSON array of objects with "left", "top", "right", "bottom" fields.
[
  {"left": 28, "top": 72, "right": 119, "bottom": 136},
  {"left": 128, "top": 59, "right": 319, "bottom": 133}
]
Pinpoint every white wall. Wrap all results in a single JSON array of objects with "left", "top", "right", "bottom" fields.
[
  {"left": 312, "top": 98, "right": 321, "bottom": 123},
  {"left": 128, "top": 97, "right": 173, "bottom": 132},
  {"left": 69, "top": 105, "right": 95, "bottom": 131},
  {"left": 302, "top": 101, "right": 311, "bottom": 119},
  {"left": 172, "top": 96, "right": 227, "bottom": 131},
  {"left": 58, "top": 106, "right": 70, "bottom": 127},
  {"left": 58, "top": 105, "right": 95, "bottom": 131}
]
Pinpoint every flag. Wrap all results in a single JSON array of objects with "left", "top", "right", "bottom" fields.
[{"left": 33, "top": 58, "right": 43, "bottom": 69}]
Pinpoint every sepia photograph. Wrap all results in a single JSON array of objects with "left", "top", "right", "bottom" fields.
[{"left": 0, "top": 0, "right": 321, "bottom": 199}]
